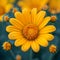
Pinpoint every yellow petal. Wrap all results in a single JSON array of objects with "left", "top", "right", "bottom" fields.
[
  {"left": 8, "top": 32, "right": 22, "bottom": 40},
  {"left": 21, "top": 41, "right": 31, "bottom": 52},
  {"left": 14, "top": 39, "right": 26, "bottom": 47},
  {"left": 6, "top": 25, "right": 20, "bottom": 32},
  {"left": 31, "top": 8, "right": 37, "bottom": 24},
  {"left": 39, "top": 16, "right": 51, "bottom": 29},
  {"left": 0, "top": 16, "right": 3, "bottom": 22},
  {"left": 40, "top": 25, "right": 56, "bottom": 33},
  {"left": 40, "top": 34, "right": 54, "bottom": 41},
  {"left": 9, "top": 18, "right": 24, "bottom": 30},
  {"left": 15, "top": 12, "right": 26, "bottom": 25},
  {"left": 31, "top": 41, "right": 40, "bottom": 52},
  {"left": 37, "top": 37, "right": 48, "bottom": 47},
  {"left": 22, "top": 8, "right": 31, "bottom": 25},
  {"left": 35, "top": 11, "right": 46, "bottom": 25}
]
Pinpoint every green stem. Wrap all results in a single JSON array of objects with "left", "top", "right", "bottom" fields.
[
  {"left": 30, "top": 49, "right": 33, "bottom": 60},
  {"left": 49, "top": 53, "right": 54, "bottom": 60},
  {"left": 10, "top": 50, "right": 15, "bottom": 60}
]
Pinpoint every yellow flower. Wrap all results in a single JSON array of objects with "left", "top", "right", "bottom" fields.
[
  {"left": 6, "top": 8, "right": 56, "bottom": 52},
  {"left": 0, "top": 0, "right": 13, "bottom": 22},
  {"left": 49, "top": 45, "right": 57, "bottom": 53},
  {"left": 18, "top": 0, "right": 48, "bottom": 11},
  {"left": 49, "top": 0, "right": 60, "bottom": 14},
  {"left": 2, "top": 42, "right": 11, "bottom": 51}
]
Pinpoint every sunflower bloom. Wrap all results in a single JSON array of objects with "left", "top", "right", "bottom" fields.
[
  {"left": 6, "top": 8, "right": 56, "bottom": 52},
  {"left": 0, "top": 0, "right": 13, "bottom": 22},
  {"left": 49, "top": 0, "right": 60, "bottom": 14},
  {"left": 18, "top": 0, "right": 48, "bottom": 11}
]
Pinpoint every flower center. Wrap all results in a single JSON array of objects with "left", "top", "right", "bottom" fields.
[
  {"left": 23, "top": 24, "right": 39, "bottom": 40},
  {"left": 0, "top": 6, "right": 5, "bottom": 16}
]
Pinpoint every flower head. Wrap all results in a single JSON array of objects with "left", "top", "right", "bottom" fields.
[
  {"left": 6, "top": 8, "right": 56, "bottom": 52},
  {"left": 51, "top": 16, "right": 57, "bottom": 22},
  {"left": 2, "top": 42, "right": 11, "bottom": 51},
  {"left": 4, "top": 16, "right": 9, "bottom": 22},
  {"left": 18, "top": 0, "right": 48, "bottom": 11},
  {"left": 49, "top": 0, "right": 60, "bottom": 14},
  {"left": 49, "top": 45, "right": 57, "bottom": 53},
  {"left": 0, "top": 0, "right": 13, "bottom": 22}
]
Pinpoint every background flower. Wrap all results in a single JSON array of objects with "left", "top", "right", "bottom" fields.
[
  {"left": 18, "top": 0, "right": 48, "bottom": 11},
  {"left": 0, "top": 0, "right": 14, "bottom": 22},
  {"left": 48, "top": 0, "right": 60, "bottom": 14}
]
